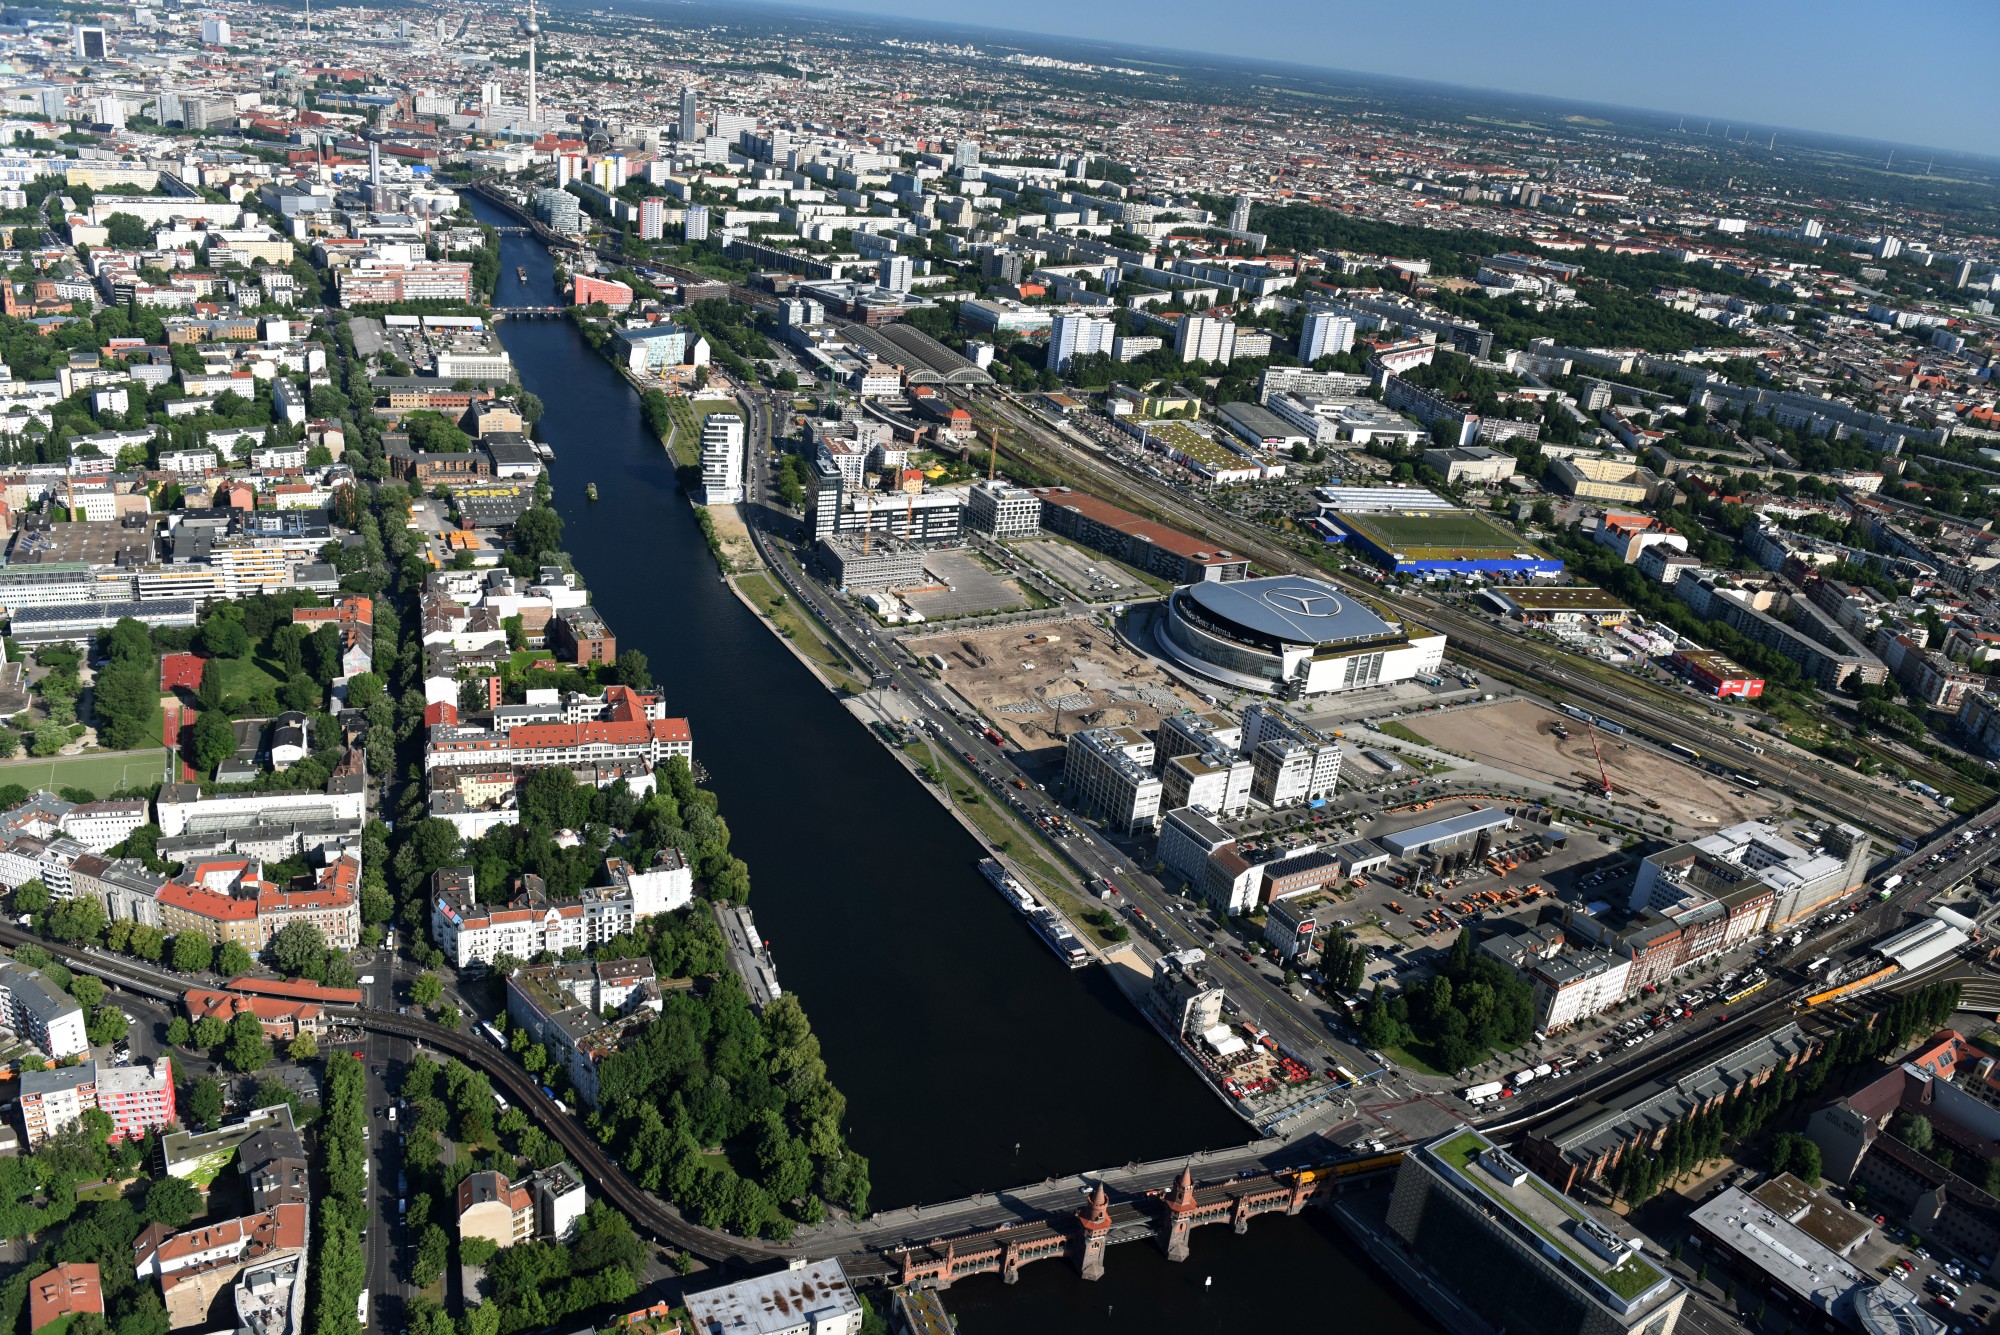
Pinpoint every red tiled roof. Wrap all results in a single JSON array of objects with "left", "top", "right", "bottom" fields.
[
  {"left": 29, "top": 1262, "right": 102, "bottom": 1329},
  {"left": 223, "top": 976, "right": 363, "bottom": 1006},
  {"left": 158, "top": 882, "right": 256, "bottom": 921}
]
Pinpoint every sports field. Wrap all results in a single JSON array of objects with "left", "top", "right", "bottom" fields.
[
  {"left": 0, "top": 749, "right": 171, "bottom": 796},
  {"left": 1337, "top": 507, "right": 1533, "bottom": 560}
]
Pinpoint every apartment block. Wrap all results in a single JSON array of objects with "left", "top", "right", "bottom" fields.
[
  {"left": 431, "top": 852, "right": 692, "bottom": 968},
  {"left": 0, "top": 962, "right": 87, "bottom": 1059},
  {"left": 21, "top": 1057, "right": 175, "bottom": 1147},
  {"left": 505, "top": 958, "right": 666, "bottom": 1106}
]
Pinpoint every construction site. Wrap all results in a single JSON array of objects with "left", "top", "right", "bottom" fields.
[
  {"left": 1411, "top": 697, "right": 1785, "bottom": 831},
  {"left": 906, "top": 616, "right": 1211, "bottom": 759}
]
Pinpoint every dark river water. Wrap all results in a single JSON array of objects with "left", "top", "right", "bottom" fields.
[{"left": 463, "top": 196, "right": 1435, "bottom": 1333}]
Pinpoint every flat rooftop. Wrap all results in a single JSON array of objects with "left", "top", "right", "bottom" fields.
[
  {"left": 1429, "top": 1128, "right": 1674, "bottom": 1312},
  {"left": 1503, "top": 585, "right": 1633, "bottom": 611}
]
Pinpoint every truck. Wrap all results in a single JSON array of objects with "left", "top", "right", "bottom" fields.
[
  {"left": 1463, "top": 1081, "right": 1505, "bottom": 1102},
  {"left": 1880, "top": 874, "right": 1904, "bottom": 894},
  {"left": 983, "top": 727, "right": 1005, "bottom": 747},
  {"left": 1806, "top": 957, "right": 1831, "bottom": 975},
  {"left": 1533, "top": 1062, "right": 1554, "bottom": 1079},
  {"left": 1511, "top": 1068, "right": 1537, "bottom": 1087}
]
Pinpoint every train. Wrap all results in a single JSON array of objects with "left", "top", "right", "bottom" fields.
[
  {"left": 1731, "top": 773, "right": 1762, "bottom": 789},
  {"left": 1734, "top": 738, "right": 1766, "bottom": 756},
  {"left": 1668, "top": 742, "right": 1701, "bottom": 761}
]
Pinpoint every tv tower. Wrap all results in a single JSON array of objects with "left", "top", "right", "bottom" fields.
[{"left": 523, "top": 0, "right": 540, "bottom": 124}]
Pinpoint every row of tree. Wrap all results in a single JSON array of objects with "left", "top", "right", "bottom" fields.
[{"left": 305, "top": 1051, "right": 369, "bottom": 1335}]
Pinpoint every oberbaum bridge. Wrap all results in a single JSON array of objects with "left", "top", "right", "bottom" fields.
[{"left": 838, "top": 1150, "right": 1405, "bottom": 1288}]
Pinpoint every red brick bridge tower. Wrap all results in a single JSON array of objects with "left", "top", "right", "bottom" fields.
[{"left": 1077, "top": 1182, "right": 1112, "bottom": 1280}]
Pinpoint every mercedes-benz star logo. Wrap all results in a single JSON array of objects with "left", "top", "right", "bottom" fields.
[{"left": 1264, "top": 590, "right": 1340, "bottom": 618}]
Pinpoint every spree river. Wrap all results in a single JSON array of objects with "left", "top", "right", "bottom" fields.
[{"left": 463, "top": 196, "right": 1433, "bottom": 1333}]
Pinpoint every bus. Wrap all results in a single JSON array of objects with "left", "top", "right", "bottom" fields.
[
  {"left": 481, "top": 1022, "right": 506, "bottom": 1049},
  {"left": 1806, "top": 957, "right": 1831, "bottom": 975},
  {"left": 357, "top": 1290, "right": 369, "bottom": 1327}
]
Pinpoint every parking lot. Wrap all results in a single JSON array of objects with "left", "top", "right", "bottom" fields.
[
  {"left": 900, "top": 549, "right": 1028, "bottom": 619},
  {"left": 1008, "top": 537, "right": 1154, "bottom": 601}
]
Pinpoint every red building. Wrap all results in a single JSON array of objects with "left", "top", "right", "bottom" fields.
[
  {"left": 571, "top": 275, "right": 635, "bottom": 309},
  {"left": 1671, "top": 648, "right": 1764, "bottom": 699}
]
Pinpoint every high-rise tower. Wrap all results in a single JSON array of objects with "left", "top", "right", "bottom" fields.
[
  {"left": 678, "top": 85, "right": 698, "bottom": 142},
  {"left": 523, "top": 0, "right": 540, "bottom": 124}
]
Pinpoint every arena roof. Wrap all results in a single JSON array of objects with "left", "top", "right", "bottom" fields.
[{"left": 1179, "top": 576, "right": 1393, "bottom": 646}]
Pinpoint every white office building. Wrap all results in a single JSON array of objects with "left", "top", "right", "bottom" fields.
[
  {"left": 1048, "top": 313, "right": 1115, "bottom": 372},
  {"left": 1300, "top": 310, "right": 1356, "bottom": 363},
  {"left": 964, "top": 479, "right": 1042, "bottom": 538},
  {"left": 877, "top": 255, "right": 913, "bottom": 293},
  {"left": 698, "top": 413, "right": 745, "bottom": 506},
  {"left": 1175, "top": 316, "right": 1236, "bottom": 366},
  {"left": 1063, "top": 726, "right": 1163, "bottom": 835}
]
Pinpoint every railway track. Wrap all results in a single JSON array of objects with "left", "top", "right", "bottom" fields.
[
  {"left": 973, "top": 392, "right": 1934, "bottom": 843},
  {"left": 0, "top": 925, "right": 789, "bottom": 1269}
]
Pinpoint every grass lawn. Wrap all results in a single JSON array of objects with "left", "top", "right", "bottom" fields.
[
  {"left": 736, "top": 572, "right": 865, "bottom": 692},
  {"left": 205, "top": 656, "right": 283, "bottom": 710},
  {"left": 1374, "top": 721, "right": 1433, "bottom": 747},
  {"left": 0, "top": 749, "right": 170, "bottom": 796},
  {"left": 912, "top": 738, "right": 1109, "bottom": 937}
]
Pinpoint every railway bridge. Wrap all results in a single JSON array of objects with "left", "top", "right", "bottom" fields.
[{"left": 490, "top": 305, "right": 567, "bottom": 318}]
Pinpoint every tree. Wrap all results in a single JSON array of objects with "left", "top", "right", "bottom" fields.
[
  {"left": 91, "top": 660, "right": 157, "bottom": 750},
  {"left": 143, "top": 1176, "right": 203, "bottom": 1229},
  {"left": 86, "top": 1006, "right": 126, "bottom": 1047},
  {"left": 1894, "top": 1113, "right": 1935, "bottom": 1153},
  {"left": 164, "top": 1016, "right": 191, "bottom": 1047},
  {"left": 198, "top": 616, "right": 249, "bottom": 660},
  {"left": 102, "top": 212, "right": 153, "bottom": 248},
  {"left": 185, "top": 1075, "right": 224, "bottom": 1129},
  {"left": 514, "top": 506, "right": 564, "bottom": 560},
  {"left": 9, "top": 879, "right": 48, "bottom": 916},
  {"left": 225, "top": 1010, "right": 269, "bottom": 1072},
  {"left": 192, "top": 1016, "right": 227, "bottom": 1050},
  {"left": 191, "top": 709, "right": 236, "bottom": 775},
  {"left": 216, "top": 942, "right": 254, "bottom": 977},
  {"left": 411, "top": 1223, "right": 449, "bottom": 1287},
  {"left": 458, "top": 1235, "right": 498, "bottom": 1268},
  {"left": 614, "top": 649, "right": 652, "bottom": 692},
  {"left": 436, "top": 1005, "right": 462, "bottom": 1030},
  {"left": 171, "top": 933, "right": 213, "bottom": 975},
  {"left": 410, "top": 972, "right": 443, "bottom": 1009},
  {"left": 267, "top": 921, "right": 328, "bottom": 977},
  {"left": 287, "top": 1031, "right": 318, "bottom": 1062},
  {"left": 70, "top": 975, "right": 105, "bottom": 1010},
  {"left": 30, "top": 722, "right": 68, "bottom": 757}
]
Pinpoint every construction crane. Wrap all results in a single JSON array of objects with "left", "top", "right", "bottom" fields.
[{"left": 1583, "top": 717, "right": 1613, "bottom": 796}]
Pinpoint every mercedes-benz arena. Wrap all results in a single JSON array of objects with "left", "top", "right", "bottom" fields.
[{"left": 1160, "top": 575, "right": 1446, "bottom": 696}]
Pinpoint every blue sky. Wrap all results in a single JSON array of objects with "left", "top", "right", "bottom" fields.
[{"left": 775, "top": 0, "right": 1999, "bottom": 157}]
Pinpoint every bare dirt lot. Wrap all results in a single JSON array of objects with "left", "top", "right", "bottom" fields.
[
  {"left": 1413, "top": 697, "right": 1786, "bottom": 831},
  {"left": 908, "top": 618, "right": 1209, "bottom": 761}
]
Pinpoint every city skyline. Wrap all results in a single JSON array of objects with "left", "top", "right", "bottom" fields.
[{"left": 768, "top": 0, "right": 2000, "bottom": 157}]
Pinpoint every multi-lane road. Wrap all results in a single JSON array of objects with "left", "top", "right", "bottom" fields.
[{"left": 735, "top": 426, "right": 1390, "bottom": 1132}]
